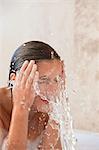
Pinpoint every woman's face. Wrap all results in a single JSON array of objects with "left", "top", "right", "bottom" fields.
[
  {"left": 36, "top": 59, "right": 65, "bottom": 100},
  {"left": 10, "top": 59, "right": 65, "bottom": 112},
  {"left": 10, "top": 59, "right": 65, "bottom": 100}
]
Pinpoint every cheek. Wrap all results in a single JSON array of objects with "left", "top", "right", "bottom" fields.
[{"left": 46, "top": 84, "right": 57, "bottom": 93}]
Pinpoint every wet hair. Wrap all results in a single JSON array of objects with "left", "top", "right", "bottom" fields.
[{"left": 9, "top": 41, "right": 60, "bottom": 80}]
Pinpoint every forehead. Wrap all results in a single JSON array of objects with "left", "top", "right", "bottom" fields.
[{"left": 37, "top": 59, "right": 63, "bottom": 77}]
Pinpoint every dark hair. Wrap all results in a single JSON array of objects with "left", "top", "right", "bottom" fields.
[{"left": 9, "top": 41, "right": 60, "bottom": 80}]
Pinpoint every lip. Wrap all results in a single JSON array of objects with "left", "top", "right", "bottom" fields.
[{"left": 41, "top": 98, "right": 49, "bottom": 104}]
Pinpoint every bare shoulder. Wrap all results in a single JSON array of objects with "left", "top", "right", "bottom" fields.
[
  {"left": 0, "top": 88, "right": 9, "bottom": 147},
  {"left": 0, "top": 115, "right": 8, "bottom": 148},
  {"left": 0, "top": 87, "right": 12, "bottom": 116},
  {"left": 0, "top": 87, "right": 12, "bottom": 131},
  {"left": 0, "top": 87, "right": 11, "bottom": 105}
]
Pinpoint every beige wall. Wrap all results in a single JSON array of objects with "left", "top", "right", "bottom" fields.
[
  {"left": 0, "top": 0, "right": 99, "bottom": 132},
  {"left": 72, "top": 0, "right": 99, "bottom": 132}
]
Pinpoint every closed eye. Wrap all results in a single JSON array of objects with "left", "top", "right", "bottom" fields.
[{"left": 39, "top": 76, "right": 50, "bottom": 83}]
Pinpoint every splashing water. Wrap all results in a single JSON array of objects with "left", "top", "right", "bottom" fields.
[
  {"left": 48, "top": 90, "right": 77, "bottom": 150},
  {"left": 34, "top": 77, "right": 77, "bottom": 150},
  {"left": 8, "top": 66, "right": 77, "bottom": 150}
]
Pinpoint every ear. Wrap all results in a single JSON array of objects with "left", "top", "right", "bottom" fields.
[{"left": 10, "top": 73, "right": 16, "bottom": 81}]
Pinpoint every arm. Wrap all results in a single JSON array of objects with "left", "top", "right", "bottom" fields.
[
  {"left": 6, "top": 60, "right": 39, "bottom": 150},
  {"left": 7, "top": 105, "right": 29, "bottom": 150}
]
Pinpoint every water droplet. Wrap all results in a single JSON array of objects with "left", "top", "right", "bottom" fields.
[
  {"left": 23, "top": 43, "right": 26, "bottom": 47},
  {"left": 50, "top": 32, "right": 54, "bottom": 36},
  {"left": 46, "top": 84, "right": 77, "bottom": 149}
]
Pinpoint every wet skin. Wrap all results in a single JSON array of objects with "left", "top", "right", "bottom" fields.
[{"left": 0, "top": 59, "right": 64, "bottom": 149}]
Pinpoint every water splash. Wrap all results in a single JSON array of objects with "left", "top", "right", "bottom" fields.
[
  {"left": 8, "top": 66, "right": 77, "bottom": 149},
  {"left": 34, "top": 77, "right": 77, "bottom": 149},
  {"left": 48, "top": 89, "right": 77, "bottom": 150}
]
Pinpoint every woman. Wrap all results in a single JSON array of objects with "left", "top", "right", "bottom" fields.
[{"left": 0, "top": 41, "right": 65, "bottom": 150}]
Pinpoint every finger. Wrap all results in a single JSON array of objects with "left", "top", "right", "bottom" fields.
[
  {"left": 16, "top": 60, "right": 29, "bottom": 82},
  {"left": 32, "top": 71, "right": 39, "bottom": 89},
  {"left": 21, "top": 60, "right": 35, "bottom": 87},
  {"left": 25, "top": 64, "right": 37, "bottom": 89},
  {"left": 32, "top": 71, "right": 39, "bottom": 95}
]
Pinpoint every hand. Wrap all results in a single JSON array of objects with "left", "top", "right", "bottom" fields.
[{"left": 12, "top": 60, "right": 39, "bottom": 110}]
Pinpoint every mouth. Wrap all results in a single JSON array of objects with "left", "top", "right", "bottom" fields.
[
  {"left": 35, "top": 95, "right": 49, "bottom": 103},
  {"left": 41, "top": 97, "right": 49, "bottom": 104}
]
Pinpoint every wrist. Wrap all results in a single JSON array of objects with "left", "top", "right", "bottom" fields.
[{"left": 13, "top": 102, "right": 30, "bottom": 116}]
